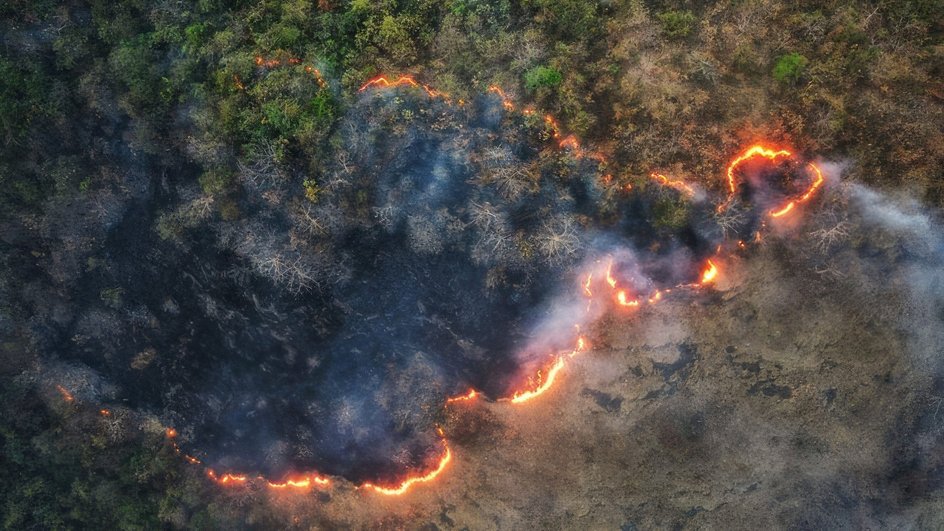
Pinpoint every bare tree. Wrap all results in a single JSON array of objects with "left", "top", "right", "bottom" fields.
[{"left": 536, "top": 216, "right": 581, "bottom": 265}]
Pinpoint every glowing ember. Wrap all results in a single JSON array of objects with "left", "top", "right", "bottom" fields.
[
  {"left": 54, "top": 384, "right": 74, "bottom": 402},
  {"left": 165, "top": 427, "right": 178, "bottom": 438},
  {"left": 361, "top": 446, "right": 452, "bottom": 495},
  {"left": 208, "top": 470, "right": 248, "bottom": 485}
]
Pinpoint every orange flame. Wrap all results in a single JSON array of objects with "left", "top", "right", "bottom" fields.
[
  {"left": 358, "top": 75, "right": 448, "bottom": 100},
  {"left": 509, "top": 357, "right": 566, "bottom": 404},
  {"left": 583, "top": 273, "right": 593, "bottom": 297},
  {"left": 605, "top": 260, "right": 618, "bottom": 288},
  {"left": 268, "top": 475, "right": 331, "bottom": 489},
  {"left": 165, "top": 427, "right": 178, "bottom": 438},
  {"left": 446, "top": 389, "right": 479, "bottom": 404},
  {"left": 361, "top": 446, "right": 452, "bottom": 495},
  {"left": 208, "top": 470, "right": 248, "bottom": 485},
  {"left": 769, "top": 163, "right": 825, "bottom": 219},
  {"left": 650, "top": 173, "right": 696, "bottom": 197},
  {"left": 700, "top": 259, "right": 719, "bottom": 284},
  {"left": 616, "top": 290, "right": 640, "bottom": 307},
  {"left": 725, "top": 145, "right": 792, "bottom": 197}
]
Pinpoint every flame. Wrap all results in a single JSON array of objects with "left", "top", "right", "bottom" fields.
[
  {"left": 700, "top": 259, "right": 719, "bottom": 284},
  {"left": 268, "top": 475, "right": 331, "bottom": 489},
  {"left": 487, "top": 85, "right": 515, "bottom": 110},
  {"left": 208, "top": 470, "right": 248, "bottom": 485},
  {"left": 99, "top": 408, "right": 110, "bottom": 416},
  {"left": 509, "top": 357, "right": 566, "bottom": 404},
  {"left": 184, "top": 454, "right": 202, "bottom": 465},
  {"left": 605, "top": 260, "right": 618, "bottom": 288},
  {"left": 165, "top": 427, "right": 178, "bottom": 438},
  {"left": 769, "top": 163, "right": 825, "bottom": 219},
  {"left": 650, "top": 173, "right": 696, "bottom": 197},
  {"left": 583, "top": 273, "right": 593, "bottom": 297},
  {"left": 446, "top": 389, "right": 478, "bottom": 404},
  {"left": 616, "top": 290, "right": 640, "bottom": 307},
  {"left": 725, "top": 145, "right": 792, "bottom": 197},
  {"left": 358, "top": 75, "right": 448, "bottom": 100},
  {"left": 55, "top": 384, "right": 74, "bottom": 402},
  {"left": 361, "top": 446, "right": 452, "bottom": 495}
]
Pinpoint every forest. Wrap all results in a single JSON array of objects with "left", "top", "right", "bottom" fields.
[{"left": 1, "top": 1, "right": 942, "bottom": 529}]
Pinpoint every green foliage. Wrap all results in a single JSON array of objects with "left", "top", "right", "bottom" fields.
[
  {"left": 657, "top": 10, "right": 696, "bottom": 39},
  {"left": 524, "top": 66, "right": 563, "bottom": 91},
  {"left": 199, "top": 167, "right": 234, "bottom": 196},
  {"left": 772, "top": 52, "right": 809, "bottom": 84},
  {"left": 651, "top": 196, "right": 691, "bottom": 230}
]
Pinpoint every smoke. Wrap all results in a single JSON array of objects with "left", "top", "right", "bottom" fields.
[{"left": 7, "top": 81, "right": 837, "bottom": 486}]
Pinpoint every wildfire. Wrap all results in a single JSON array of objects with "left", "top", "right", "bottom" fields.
[
  {"left": 583, "top": 273, "right": 593, "bottom": 297},
  {"left": 446, "top": 389, "right": 479, "bottom": 404},
  {"left": 700, "top": 259, "right": 719, "bottom": 284},
  {"left": 487, "top": 85, "right": 516, "bottom": 111},
  {"left": 208, "top": 470, "right": 248, "bottom": 485},
  {"left": 616, "top": 290, "right": 640, "bottom": 307},
  {"left": 268, "top": 475, "right": 331, "bottom": 489},
  {"left": 165, "top": 427, "right": 178, "bottom": 438},
  {"left": 55, "top": 384, "right": 74, "bottom": 402},
  {"left": 509, "top": 356, "right": 566, "bottom": 404},
  {"left": 769, "top": 163, "right": 825, "bottom": 219},
  {"left": 361, "top": 446, "right": 452, "bottom": 495},
  {"left": 358, "top": 75, "right": 449, "bottom": 101},
  {"left": 650, "top": 173, "right": 696, "bottom": 197},
  {"left": 724, "top": 145, "right": 792, "bottom": 197},
  {"left": 719, "top": 145, "right": 824, "bottom": 219}
]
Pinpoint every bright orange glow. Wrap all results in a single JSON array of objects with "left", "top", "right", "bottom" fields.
[
  {"left": 583, "top": 273, "right": 593, "bottom": 297},
  {"left": 487, "top": 85, "right": 515, "bottom": 111},
  {"left": 769, "top": 202, "right": 795, "bottom": 217},
  {"left": 165, "top": 427, "right": 177, "bottom": 438},
  {"left": 616, "top": 290, "right": 640, "bottom": 307},
  {"left": 650, "top": 173, "right": 696, "bottom": 197},
  {"left": 184, "top": 454, "right": 202, "bottom": 465},
  {"left": 510, "top": 357, "right": 566, "bottom": 404},
  {"left": 268, "top": 475, "right": 331, "bottom": 489},
  {"left": 208, "top": 470, "right": 248, "bottom": 485},
  {"left": 770, "top": 162, "right": 825, "bottom": 218},
  {"left": 605, "top": 260, "right": 617, "bottom": 288},
  {"left": 358, "top": 75, "right": 449, "bottom": 100},
  {"left": 446, "top": 389, "right": 478, "bottom": 404},
  {"left": 99, "top": 409, "right": 110, "bottom": 416},
  {"left": 55, "top": 384, "right": 74, "bottom": 402},
  {"left": 701, "top": 260, "right": 719, "bottom": 284},
  {"left": 361, "top": 446, "right": 452, "bottom": 495},
  {"left": 725, "top": 145, "right": 792, "bottom": 196}
]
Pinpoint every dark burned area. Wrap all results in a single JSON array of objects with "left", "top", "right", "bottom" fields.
[{"left": 15, "top": 89, "right": 789, "bottom": 484}]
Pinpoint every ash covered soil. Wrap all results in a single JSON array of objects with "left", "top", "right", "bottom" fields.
[{"left": 281, "top": 238, "right": 944, "bottom": 529}]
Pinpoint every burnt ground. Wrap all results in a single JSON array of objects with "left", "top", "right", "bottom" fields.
[{"left": 246, "top": 238, "right": 944, "bottom": 529}]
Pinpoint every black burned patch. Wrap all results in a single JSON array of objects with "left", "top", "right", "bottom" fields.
[
  {"left": 748, "top": 379, "right": 793, "bottom": 399},
  {"left": 9, "top": 91, "right": 736, "bottom": 484},
  {"left": 653, "top": 343, "right": 699, "bottom": 381},
  {"left": 581, "top": 388, "right": 623, "bottom": 412}
]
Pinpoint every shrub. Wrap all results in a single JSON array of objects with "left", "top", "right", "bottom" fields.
[
  {"left": 657, "top": 10, "right": 696, "bottom": 39},
  {"left": 524, "top": 66, "right": 562, "bottom": 91},
  {"left": 773, "top": 52, "right": 809, "bottom": 84}
]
